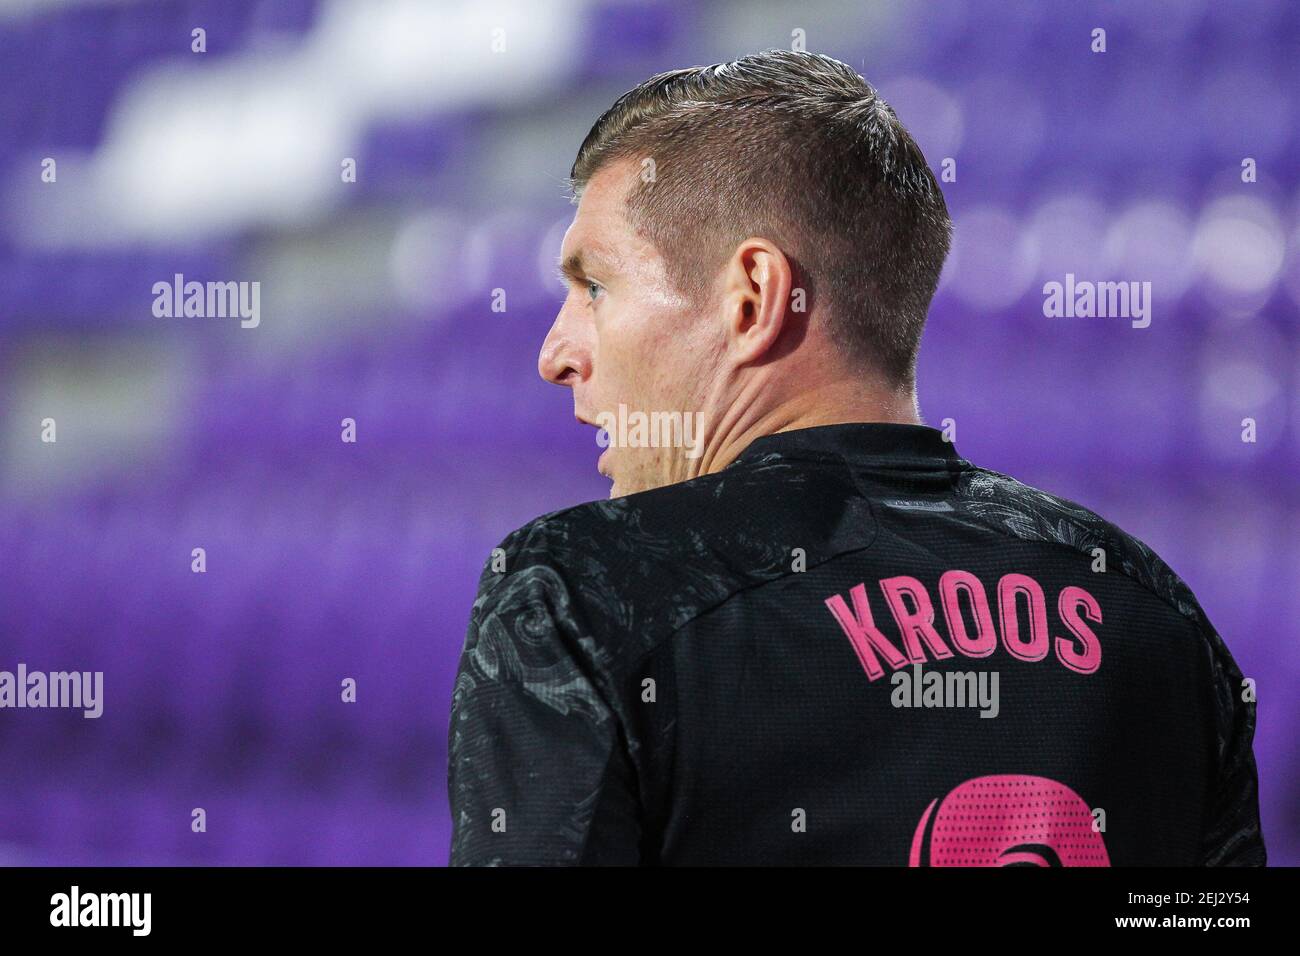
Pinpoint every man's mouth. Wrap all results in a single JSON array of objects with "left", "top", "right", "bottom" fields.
[{"left": 576, "top": 411, "right": 613, "bottom": 480}]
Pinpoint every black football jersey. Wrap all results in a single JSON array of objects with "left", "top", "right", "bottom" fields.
[{"left": 446, "top": 423, "right": 1265, "bottom": 866}]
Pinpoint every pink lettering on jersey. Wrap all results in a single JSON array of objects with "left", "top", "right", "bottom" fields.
[
  {"left": 997, "top": 573, "right": 1051, "bottom": 663},
  {"left": 1057, "top": 585, "right": 1103, "bottom": 674},
  {"left": 880, "top": 575, "right": 954, "bottom": 664},
  {"left": 823, "top": 583, "right": 908, "bottom": 681},
  {"left": 824, "top": 572, "right": 1103, "bottom": 680},
  {"left": 937, "top": 569, "right": 998, "bottom": 658}
]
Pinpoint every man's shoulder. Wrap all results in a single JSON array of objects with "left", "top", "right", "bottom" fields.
[
  {"left": 955, "top": 465, "right": 1203, "bottom": 625},
  {"left": 500, "top": 454, "right": 809, "bottom": 552},
  {"left": 476, "top": 455, "right": 854, "bottom": 651}
]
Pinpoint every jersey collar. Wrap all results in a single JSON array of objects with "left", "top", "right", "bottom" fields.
[{"left": 729, "top": 422, "right": 965, "bottom": 467}]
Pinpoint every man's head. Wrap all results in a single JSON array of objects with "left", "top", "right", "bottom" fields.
[{"left": 539, "top": 49, "right": 951, "bottom": 498}]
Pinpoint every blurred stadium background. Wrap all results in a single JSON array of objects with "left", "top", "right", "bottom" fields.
[{"left": 0, "top": 0, "right": 1296, "bottom": 865}]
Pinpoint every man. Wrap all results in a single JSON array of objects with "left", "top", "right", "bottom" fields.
[{"left": 446, "top": 50, "right": 1265, "bottom": 866}]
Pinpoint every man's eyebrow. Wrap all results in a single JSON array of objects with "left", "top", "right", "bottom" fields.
[{"left": 557, "top": 249, "right": 614, "bottom": 285}]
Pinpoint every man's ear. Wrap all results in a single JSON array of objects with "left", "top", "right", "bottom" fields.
[{"left": 719, "top": 237, "right": 794, "bottom": 366}]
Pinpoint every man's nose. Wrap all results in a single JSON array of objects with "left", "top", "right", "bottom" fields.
[{"left": 538, "top": 314, "right": 588, "bottom": 387}]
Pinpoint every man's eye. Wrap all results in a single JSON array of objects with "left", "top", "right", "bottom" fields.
[{"left": 586, "top": 281, "right": 604, "bottom": 302}]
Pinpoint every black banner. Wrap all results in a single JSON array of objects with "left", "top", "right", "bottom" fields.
[{"left": 0, "top": 866, "right": 1289, "bottom": 941}]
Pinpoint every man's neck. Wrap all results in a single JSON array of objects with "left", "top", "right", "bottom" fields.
[{"left": 691, "top": 378, "right": 921, "bottom": 479}]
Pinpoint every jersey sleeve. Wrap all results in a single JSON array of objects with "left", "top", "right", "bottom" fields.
[
  {"left": 447, "top": 551, "right": 642, "bottom": 866},
  {"left": 1197, "top": 612, "right": 1266, "bottom": 866}
]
